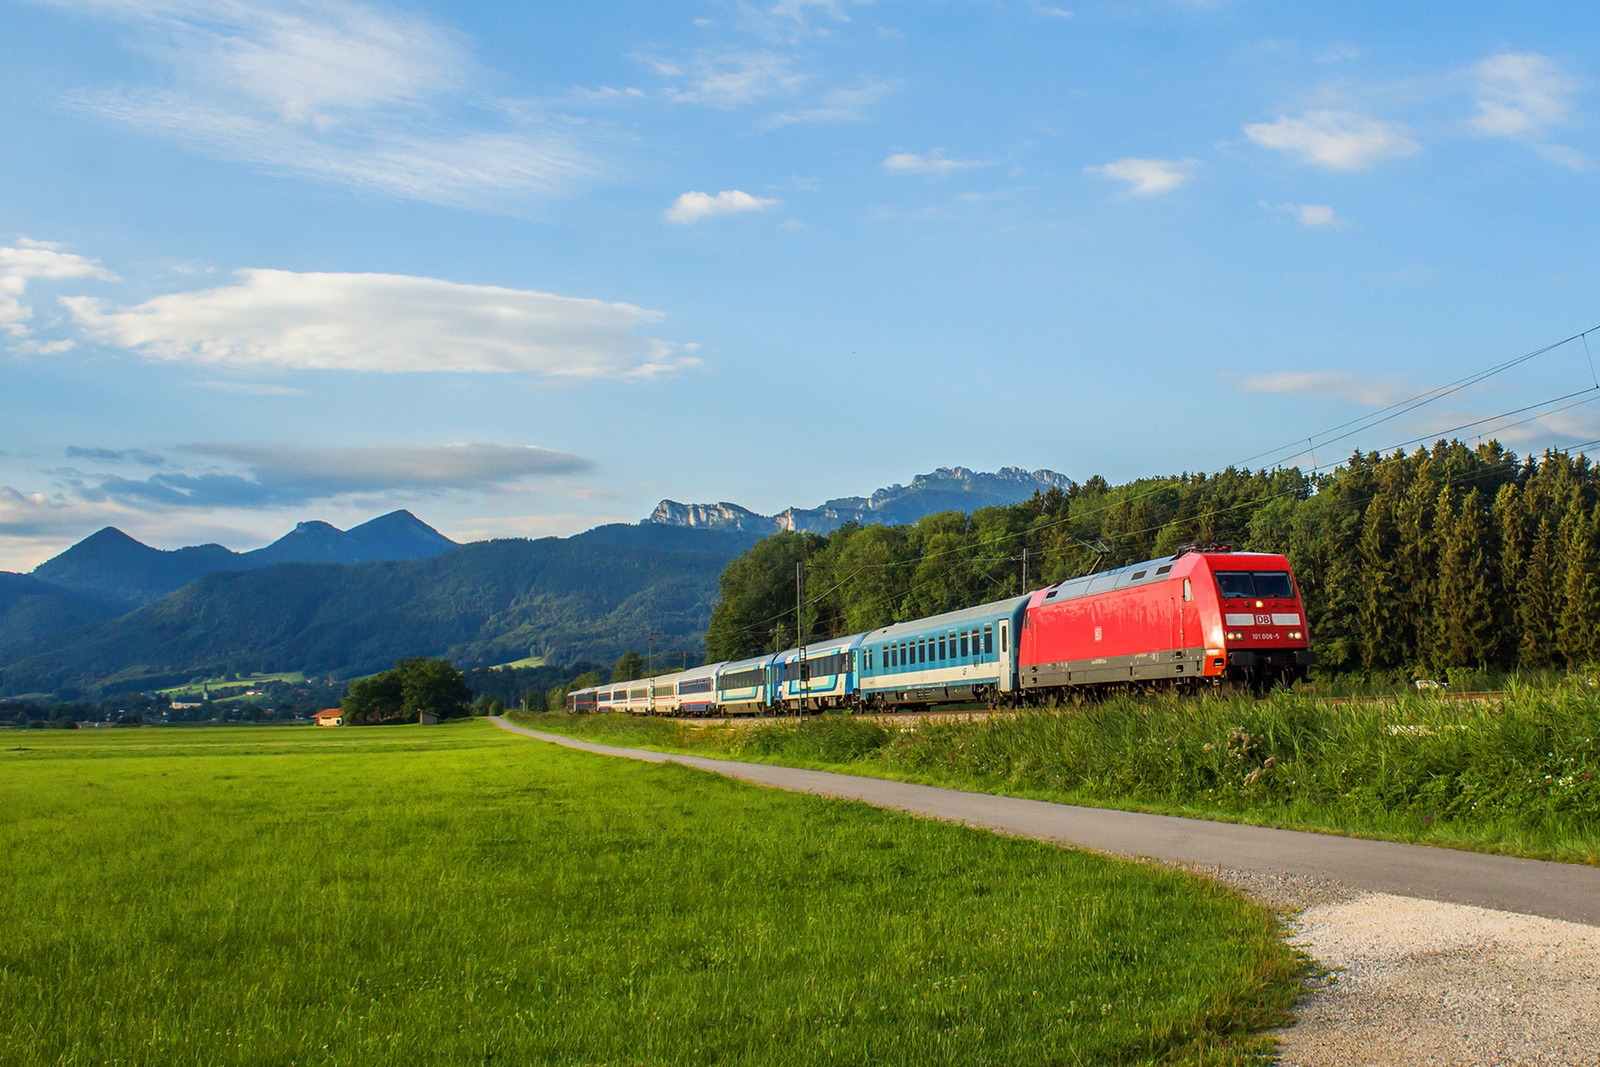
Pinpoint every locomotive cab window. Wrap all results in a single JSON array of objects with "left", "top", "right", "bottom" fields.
[
  {"left": 1182, "top": 578, "right": 1193, "bottom": 602},
  {"left": 1216, "top": 570, "right": 1294, "bottom": 599},
  {"left": 1252, "top": 571, "right": 1294, "bottom": 599},
  {"left": 1214, "top": 571, "right": 1255, "bottom": 598}
]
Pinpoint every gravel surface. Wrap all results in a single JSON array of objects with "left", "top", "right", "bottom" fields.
[{"left": 1207, "top": 870, "right": 1600, "bottom": 1066}]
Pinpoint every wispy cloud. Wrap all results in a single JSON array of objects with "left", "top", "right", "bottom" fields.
[
  {"left": 46, "top": 0, "right": 595, "bottom": 210},
  {"left": 1241, "top": 370, "right": 1408, "bottom": 406},
  {"left": 63, "top": 268, "right": 697, "bottom": 379},
  {"left": 883, "top": 150, "right": 989, "bottom": 175},
  {"left": 1261, "top": 202, "right": 1348, "bottom": 228},
  {"left": 44, "top": 442, "right": 591, "bottom": 512},
  {"left": 65, "top": 446, "right": 165, "bottom": 467},
  {"left": 767, "top": 79, "right": 896, "bottom": 127},
  {"left": 0, "top": 238, "right": 119, "bottom": 344},
  {"left": 1470, "top": 53, "right": 1578, "bottom": 138},
  {"left": 664, "top": 189, "right": 779, "bottom": 224},
  {"left": 649, "top": 50, "right": 805, "bottom": 107},
  {"left": 1467, "top": 52, "right": 1588, "bottom": 171},
  {"left": 187, "top": 380, "right": 307, "bottom": 396},
  {"left": 1086, "top": 157, "right": 1193, "bottom": 196},
  {"left": 1245, "top": 110, "right": 1421, "bottom": 170}
]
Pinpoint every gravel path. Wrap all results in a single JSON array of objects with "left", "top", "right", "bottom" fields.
[{"left": 489, "top": 718, "right": 1600, "bottom": 1064}]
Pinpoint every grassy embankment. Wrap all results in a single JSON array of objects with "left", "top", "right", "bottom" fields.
[
  {"left": 513, "top": 680, "right": 1600, "bottom": 865},
  {"left": 0, "top": 720, "right": 1300, "bottom": 1065}
]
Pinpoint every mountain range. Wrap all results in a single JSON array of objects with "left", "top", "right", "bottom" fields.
[
  {"left": 34, "top": 510, "right": 457, "bottom": 608},
  {"left": 649, "top": 466, "right": 1072, "bottom": 535},
  {"left": 0, "top": 466, "right": 1068, "bottom": 699}
]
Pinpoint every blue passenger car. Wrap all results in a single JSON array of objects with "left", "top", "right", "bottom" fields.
[
  {"left": 772, "top": 633, "right": 866, "bottom": 711},
  {"left": 857, "top": 595, "right": 1029, "bottom": 708},
  {"left": 714, "top": 653, "right": 777, "bottom": 714}
]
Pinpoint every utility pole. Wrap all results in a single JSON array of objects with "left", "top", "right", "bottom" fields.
[
  {"left": 1022, "top": 546, "right": 1028, "bottom": 593},
  {"left": 796, "top": 560, "right": 807, "bottom": 718}
]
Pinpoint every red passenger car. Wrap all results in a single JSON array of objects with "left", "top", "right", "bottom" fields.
[{"left": 1018, "top": 546, "right": 1313, "bottom": 698}]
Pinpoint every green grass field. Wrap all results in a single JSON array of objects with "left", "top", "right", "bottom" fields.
[
  {"left": 0, "top": 721, "right": 1300, "bottom": 1065},
  {"left": 156, "top": 671, "right": 309, "bottom": 696},
  {"left": 514, "top": 681, "right": 1600, "bottom": 866}
]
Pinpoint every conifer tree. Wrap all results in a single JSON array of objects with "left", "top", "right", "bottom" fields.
[
  {"left": 1519, "top": 518, "right": 1560, "bottom": 667},
  {"left": 1559, "top": 501, "right": 1600, "bottom": 667},
  {"left": 1433, "top": 488, "right": 1495, "bottom": 668},
  {"left": 1393, "top": 457, "right": 1441, "bottom": 668},
  {"left": 1357, "top": 486, "right": 1402, "bottom": 669},
  {"left": 1492, "top": 482, "right": 1527, "bottom": 662}
]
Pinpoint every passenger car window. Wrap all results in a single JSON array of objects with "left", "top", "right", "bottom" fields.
[
  {"left": 960, "top": 632, "right": 969, "bottom": 657},
  {"left": 983, "top": 625, "right": 993, "bottom": 655}
]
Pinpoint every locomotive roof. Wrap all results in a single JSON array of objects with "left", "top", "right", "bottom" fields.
[{"left": 1040, "top": 550, "right": 1288, "bottom": 606}]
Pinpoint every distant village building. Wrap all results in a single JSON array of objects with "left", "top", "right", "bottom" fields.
[{"left": 312, "top": 708, "right": 343, "bottom": 727}]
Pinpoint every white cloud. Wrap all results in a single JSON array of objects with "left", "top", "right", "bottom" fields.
[
  {"left": 76, "top": 90, "right": 594, "bottom": 208},
  {"left": 664, "top": 190, "right": 779, "bottom": 224},
  {"left": 1261, "top": 202, "right": 1347, "bottom": 228},
  {"left": 1241, "top": 370, "right": 1408, "bottom": 407},
  {"left": 1244, "top": 110, "right": 1421, "bottom": 170},
  {"left": 1534, "top": 143, "right": 1593, "bottom": 172},
  {"left": 766, "top": 79, "right": 896, "bottom": 127},
  {"left": 883, "top": 150, "right": 989, "bottom": 175},
  {"left": 653, "top": 51, "right": 804, "bottom": 107},
  {"left": 1470, "top": 53, "right": 1577, "bottom": 138},
  {"left": 0, "top": 238, "right": 119, "bottom": 340},
  {"left": 48, "top": 0, "right": 594, "bottom": 209},
  {"left": 1292, "top": 204, "right": 1338, "bottom": 227},
  {"left": 62, "top": 269, "right": 696, "bottom": 378},
  {"left": 1085, "top": 157, "right": 1193, "bottom": 196}
]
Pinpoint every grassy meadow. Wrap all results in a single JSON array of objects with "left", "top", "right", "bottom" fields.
[
  {"left": 0, "top": 720, "right": 1300, "bottom": 1065},
  {"left": 514, "top": 680, "right": 1600, "bottom": 865}
]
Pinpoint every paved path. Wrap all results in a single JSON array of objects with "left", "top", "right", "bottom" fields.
[{"left": 487, "top": 717, "right": 1600, "bottom": 927}]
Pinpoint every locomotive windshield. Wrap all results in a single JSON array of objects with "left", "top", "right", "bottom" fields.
[{"left": 1215, "top": 571, "right": 1295, "bottom": 598}]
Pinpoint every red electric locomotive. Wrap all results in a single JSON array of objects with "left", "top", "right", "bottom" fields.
[{"left": 1018, "top": 545, "right": 1314, "bottom": 698}]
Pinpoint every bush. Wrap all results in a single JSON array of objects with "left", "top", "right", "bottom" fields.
[{"left": 342, "top": 658, "right": 473, "bottom": 725}]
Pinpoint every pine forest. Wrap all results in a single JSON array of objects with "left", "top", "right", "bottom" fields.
[{"left": 703, "top": 439, "right": 1600, "bottom": 677}]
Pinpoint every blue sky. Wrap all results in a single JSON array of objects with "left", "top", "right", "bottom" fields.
[{"left": 2, "top": 0, "right": 1598, "bottom": 569}]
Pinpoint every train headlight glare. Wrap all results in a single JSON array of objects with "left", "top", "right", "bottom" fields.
[
  {"left": 1226, "top": 631, "right": 1243, "bottom": 641},
  {"left": 1288, "top": 630, "right": 1303, "bottom": 640}
]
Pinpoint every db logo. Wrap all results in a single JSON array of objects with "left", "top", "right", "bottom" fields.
[{"left": 1255, "top": 614, "right": 1272, "bottom": 625}]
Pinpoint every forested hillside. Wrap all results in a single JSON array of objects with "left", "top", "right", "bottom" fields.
[
  {"left": 1, "top": 535, "right": 731, "bottom": 698},
  {"left": 705, "top": 440, "right": 1600, "bottom": 675}
]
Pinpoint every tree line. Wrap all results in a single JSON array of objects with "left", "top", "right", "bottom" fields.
[{"left": 701, "top": 440, "right": 1600, "bottom": 676}]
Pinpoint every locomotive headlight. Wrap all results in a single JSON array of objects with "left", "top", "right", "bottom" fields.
[
  {"left": 1288, "top": 630, "right": 1303, "bottom": 640},
  {"left": 1226, "top": 631, "right": 1243, "bottom": 641}
]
